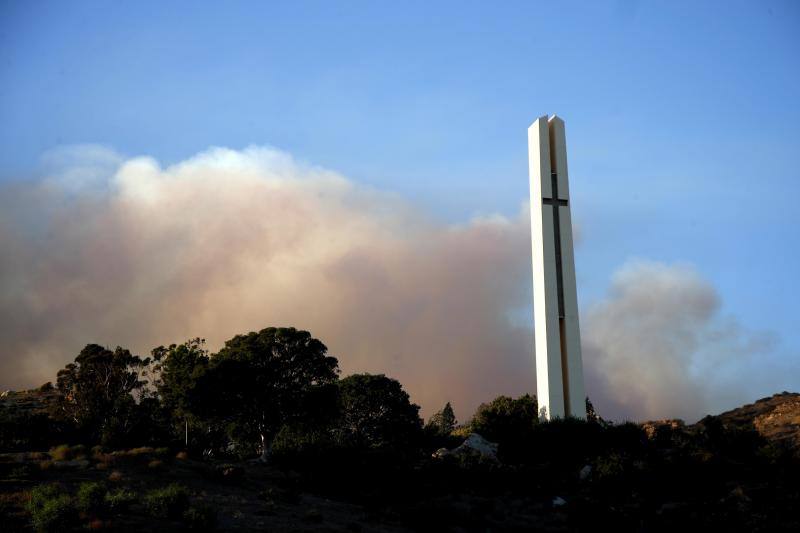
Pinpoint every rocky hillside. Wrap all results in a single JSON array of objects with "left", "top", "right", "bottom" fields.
[{"left": 714, "top": 391, "right": 800, "bottom": 453}]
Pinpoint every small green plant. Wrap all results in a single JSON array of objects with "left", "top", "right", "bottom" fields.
[
  {"left": 104, "top": 489, "right": 136, "bottom": 513},
  {"left": 26, "top": 484, "right": 76, "bottom": 532},
  {"left": 184, "top": 504, "right": 217, "bottom": 530},
  {"left": 76, "top": 481, "right": 107, "bottom": 514},
  {"left": 144, "top": 483, "right": 189, "bottom": 519}
]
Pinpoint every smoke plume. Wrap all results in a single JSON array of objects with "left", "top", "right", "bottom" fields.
[{"left": 0, "top": 145, "right": 786, "bottom": 421}]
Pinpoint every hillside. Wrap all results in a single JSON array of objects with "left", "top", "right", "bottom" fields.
[
  {"left": 714, "top": 392, "right": 800, "bottom": 454},
  {"left": 1, "top": 390, "right": 799, "bottom": 531}
]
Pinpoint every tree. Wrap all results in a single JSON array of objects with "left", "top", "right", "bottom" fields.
[
  {"left": 585, "top": 397, "right": 608, "bottom": 426},
  {"left": 54, "top": 344, "right": 148, "bottom": 444},
  {"left": 469, "top": 394, "right": 538, "bottom": 461},
  {"left": 208, "top": 327, "right": 339, "bottom": 460},
  {"left": 426, "top": 402, "right": 457, "bottom": 436},
  {"left": 150, "top": 339, "right": 210, "bottom": 447},
  {"left": 337, "top": 373, "right": 422, "bottom": 452}
]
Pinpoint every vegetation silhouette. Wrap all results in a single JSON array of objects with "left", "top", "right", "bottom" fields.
[{"left": 0, "top": 326, "right": 798, "bottom": 531}]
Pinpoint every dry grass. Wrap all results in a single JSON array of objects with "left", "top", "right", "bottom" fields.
[
  {"left": 127, "top": 447, "right": 154, "bottom": 456},
  {"left": 49, "top": 444, "right": 87, "bottom": 461},
  {"left": 175, "top": 451, "right": 189, "bottom": 461},
  {"left": 108, "top": 470, "right": 124, "bottom": 482},
  {"left": 24, "top": 451, "right": 49, "bottom": 461},
  {"left": 148, "top": 459, "right": 165, "bottom": 470},
  {"left": 49, "top": 444, "right": 72, "bottom": 461}
]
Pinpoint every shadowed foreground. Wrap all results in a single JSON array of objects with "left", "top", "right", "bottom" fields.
[{"left": 1, "top": 328, "right": 798, "bottom": 531}]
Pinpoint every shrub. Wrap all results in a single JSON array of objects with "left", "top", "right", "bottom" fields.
[
  {"left": 105, "top": 489, "right": 136, "bottom": 513},
  {"left": 26, "top": 484, "right": 76, "bottom": 532},
  {"left": 271, "top": 424, "right": 335, "bottom": 467},
  {"left": 469, "top": 394, "right": 539, "bottom": 462},
  {"left": 144, "top": 483, "right": 189, "bottom": 519},
  {"left": 48, "top": 444, "right": 86, "bottom": 461},
  {"left": 127, "top": 446, "right": 155, "bottom": 456},
  {"left": 48, "top": 445, "right": 72, "bottom": 461},
  {"left": 71, "top": 444, "right": 87, "bottom": 457},
  {"left": 76, "top": 481, "right": 107, "bottom": 514},
  {"left": 107, "top": 471, "right": 123, "bottom": 483},
  {"left": 0, "top": 490, "right": 29, "bottom": 531},
  {"left": 25, "top": 452, "right": 49, "bottom": 461},
  {"left": 337, "top": 374, "right": 423, "bottom": 453},
  {"left": 184, "top": 504, "right": 217, "bottom": 530}
]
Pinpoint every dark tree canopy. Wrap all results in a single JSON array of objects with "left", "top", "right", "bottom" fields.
[
  {"left": 337, "top": 373, "right": 422, "bottom": 452},
  {"left": 149, "top": 338, "right": 210, "bottom": 446},
  {"left": 151, "top": 339, "right": 209, "bottom": 419},
  {"left": 426, "top": 402, "right": 457, "bottom": 436},
  {"left": 208, "top": 327, "right": 339, "bottom": 459},
  {"left": 54, "top": 344, "right": 148, "bottom": 444},
  {"left": 470, "top": 394, "right": 538, "bottom": 441}
]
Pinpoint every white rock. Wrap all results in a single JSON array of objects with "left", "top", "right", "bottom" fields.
[
  {"left": 433, "top": 433, "right": 500, "bottom": 462},
  {"left": 579, "top": 464, "right": 592, "bottom": 480},
  {"left": 552, "top": 496, "right": 567, "bottom": 507}
]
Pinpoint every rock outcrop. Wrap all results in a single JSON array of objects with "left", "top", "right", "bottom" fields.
[{"left": 433, "top": 433, "right": 499, "bottom": 463}]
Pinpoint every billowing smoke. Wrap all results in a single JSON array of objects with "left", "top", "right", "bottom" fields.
[
  {"left": 0, "top": 145, "right": 786, "bottom": 421},
  {"left": 582, "top": 260, "right": 781, "bottom": 422},
  {"left": 0, "top": 145, "right": 535, "bottom": 419}
]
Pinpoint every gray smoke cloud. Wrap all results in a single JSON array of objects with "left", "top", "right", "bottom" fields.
[
  {"left": 0, "top": 145, "right": 786, "bottom": 421},
  {"left": 582, "top": 260, "right": 782, "bottom": 421}
]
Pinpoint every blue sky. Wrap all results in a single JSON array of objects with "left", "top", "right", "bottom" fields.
[{"left": 1, "top": 1, "right": 799, "bottom": 397}]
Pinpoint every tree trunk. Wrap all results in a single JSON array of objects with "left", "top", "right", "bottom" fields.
[{"left": 259, "top": 432, "right": 271, "bottom": 462}]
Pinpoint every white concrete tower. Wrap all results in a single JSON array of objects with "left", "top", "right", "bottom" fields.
[{"left": 529, "top": 115, "right": 586, "bottom": 420}]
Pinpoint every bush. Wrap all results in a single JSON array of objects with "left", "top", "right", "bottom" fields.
[
  {"left": 48, "top": 444, "right": 87, "bottom": 461},
  {"left": 105, "top": 489, "right": 136, "bottom": 513},
  {"left": 26, "top": 484, "right": 76, "bottom": 532},
  {"left": 48, "top": 445, "right": 72, "bottom": 461},
  {"left": 76, "top": 481, "right": 107, "bottom": 514},
  {"left": 469, "top": 395, "right": 538, "bottom": 462},
  {"left": 184, "top": 504, "right": 217, "bottom": 530},
  {"left": 336, "top": 374, "right": 423, "bottom": 454},
  {"left": 127, "top": 446, "right": 155, "bottom": 456},
  {"left": 271, "top": 424, "right": 335, "bottom": 466},
  {"left": 144, "top": 483, "right": 190, "bottom": 519}
]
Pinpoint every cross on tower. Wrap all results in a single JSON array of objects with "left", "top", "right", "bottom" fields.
[
  {"left": 542, "top": 172, "right": 568, "bottom": 319},
  {"left": 529, "top": 114, "right": 586, "bottom": 420}
]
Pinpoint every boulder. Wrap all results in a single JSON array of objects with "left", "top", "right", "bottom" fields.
[{"left": 432, "top": 433, "right": 499, "bottom": 463}]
